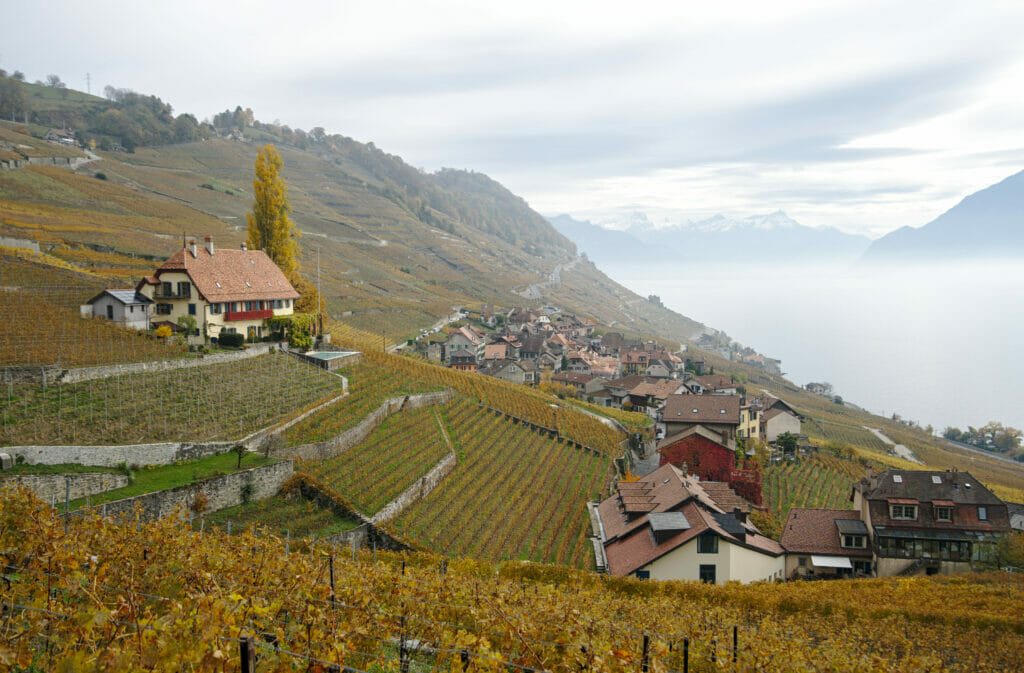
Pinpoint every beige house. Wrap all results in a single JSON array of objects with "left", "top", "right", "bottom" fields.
[
  {"left": 738, "top": 404, "right": 760, "bottom": 440},
  {"left": 137, "top": 236, "right": 300, "bottom": 344}
]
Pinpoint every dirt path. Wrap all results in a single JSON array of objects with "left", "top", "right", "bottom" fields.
[{"left": 864, "top": 427, "right": 922, "bottom": 463}]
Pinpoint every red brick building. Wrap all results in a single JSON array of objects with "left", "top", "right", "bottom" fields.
[{"left": 657, "top": 425, "right": 763, "bottom": 506}]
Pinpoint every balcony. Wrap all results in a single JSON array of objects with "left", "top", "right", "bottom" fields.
[
  {"left": 153, "top": 290, "right": 191, "bottom": 300},
  {"left": 224, "top": 309, "right": 272, "bottom": 322}
]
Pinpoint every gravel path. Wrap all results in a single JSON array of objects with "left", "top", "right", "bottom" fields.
[{"left": 864, "top": 426, "right": 922, "bottom": 463}]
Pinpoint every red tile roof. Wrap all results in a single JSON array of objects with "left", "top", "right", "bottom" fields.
[
  {"left": 779, "top": 508, "right": 871, "bottom": 557},
  {"left": 155, "top": 244, "right": 299, "bottom": 302},
  {"left": 598, "top": 464, "right": 780, "bottom": 576},
  {"left": 662, "top": 394, "right": 740, "bottom": 425}
]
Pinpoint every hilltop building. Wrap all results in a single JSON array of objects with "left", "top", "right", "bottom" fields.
[{"left": 136, "top": 236, "right": 299, "bottom": 344}]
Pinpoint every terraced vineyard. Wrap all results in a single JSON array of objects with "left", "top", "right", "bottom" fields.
[
  {"left": 393, "top": 397, "right": 614, "bottom": 567},
  {"left": 283, "top": 359, "right": 443, "bottom": 445},
  {"left": 763, "top": 455, "right": 857, "bottom": 520},
  {"left": 802, "top": 417, "right": 891, "bottom": 453},
  {"left": 305, "top": 404, "right": 450, "bottom": 515},
  {"left": 199, "top": 493, "right": 361, "bottom": 538},
  {"left": 1, "top": 352, "right": 343, "bottom": 446}
]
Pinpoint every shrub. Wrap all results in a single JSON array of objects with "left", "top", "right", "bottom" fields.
[
  {"left": 218, "top": 332, "right": 244, "bottom": 348},
  {"left": 94, "top": 172, "right": 107, "bottom": 180},
  {"left": 289, "top": 331, "right": 313, "bottom": 350},
  {"left": 154, "top": 325, "right": 173, "bottom": 339}
]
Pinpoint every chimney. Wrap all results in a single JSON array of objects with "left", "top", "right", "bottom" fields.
[
  {"left": 241, "top": 242, "right": 247, "bottom": 252},
  {"left": 189, "top": 239, "right": 197, "bottom": 258},
  {"left": 205, "top": 235, "right": 214, "bottom": 256}
]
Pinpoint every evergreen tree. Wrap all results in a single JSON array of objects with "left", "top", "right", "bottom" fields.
[{"left": 246, "top": 144, "right": 299, "bottom": 278}]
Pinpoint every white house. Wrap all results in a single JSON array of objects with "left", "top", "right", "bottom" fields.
[
  {"left": 595, "top": 464, "right": 784, "bottom": 583},
  {"left": 85, "top": 289, "right": 152, "bottom": 330}
]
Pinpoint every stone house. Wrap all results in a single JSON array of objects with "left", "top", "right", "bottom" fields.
[
  {"left": 136, "top": 237, "right": 299, "bottom": 344},
  {"left": 661, "top": 394, "right": 741, "bottom": 446},
  {"left": 657, "top": 425, "right": 763, "bottom": 506},
  {"left": 852, "top": 469, "right": 1010, "bottom": 576}
]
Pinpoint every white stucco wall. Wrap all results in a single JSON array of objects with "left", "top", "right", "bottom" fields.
[
  {"left": 765, "top": 412, "right": 801, "bottom": 441},
  {"left": 640, "top": 536, "right": 784, "bottom": 584}
]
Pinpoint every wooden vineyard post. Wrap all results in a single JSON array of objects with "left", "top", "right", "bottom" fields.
[
  {"left": 733, "top": 625, "right": 738, "bottom": 663},
  {"left": 239, "top": 636, "right": 255, "bottom": 673},
  {"left": 641, "top": 634, "right": 649, "bottom": 673},
  {"left": 683, "top": 638, "right": 689, "bottom": 673},
  {"left": 329, "top": 554, "right": 336, "bottom": 601}
]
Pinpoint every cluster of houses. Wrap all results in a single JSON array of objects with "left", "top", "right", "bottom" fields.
[
  {"left": 593, "top": 464, "right": 1011, "bottom": 583},
  {"left": 84, "top": 236, "right": 301, "bottom": 344}
]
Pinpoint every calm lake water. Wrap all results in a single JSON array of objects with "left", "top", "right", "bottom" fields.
[{"left": 601, "top": 260, "right": 1024, "bottom": 432}]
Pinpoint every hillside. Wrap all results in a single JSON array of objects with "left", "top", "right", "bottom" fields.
[
  {"left": 4, "top": 488, "right": 1024, "bottom": 672},
  {"left": 863, "top": 169, "right": 1024, "bottom": 261}
]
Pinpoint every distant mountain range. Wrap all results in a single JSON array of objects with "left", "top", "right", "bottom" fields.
[
  {"left": 548, "top": 211, "right": 871, "bottom": 266},
  {"left": 862, "top": 169, "right": 1024, "bottom": 261}
]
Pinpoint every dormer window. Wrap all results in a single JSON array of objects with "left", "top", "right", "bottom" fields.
[
  {"left": 934, "top": 505, "right": 952, "bottom": 522},
  {"left": 842, "top": 534, "right": 866, "bottom": 549},
  {"left": 890, "top": 504, "right": 917, "bottom": 520}
]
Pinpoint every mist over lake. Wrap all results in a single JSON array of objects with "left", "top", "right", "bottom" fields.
[{"left": 602, "top": 259, "right": 1024, "bottom": 433}]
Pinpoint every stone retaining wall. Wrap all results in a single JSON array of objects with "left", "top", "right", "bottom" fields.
[
  {"left": 60, "top": 343, "right": 275, "bottom": 384},
  {"left": 1, "top": 472, "right": 129, "bottom": 502},
  {"left": 273, "top": 390, "right": 454, "bottom": 462},
  {"left": 91, "top": 460, "right": 293, "bottom": 522},
  {"left": 370, "top": 451, "right": 456, "bottom": 524},
  {"left": 8, "top": 441, "right": 237, "bottom": 468},
  {"left": 1, "top": 365, "right": 63, "bottom": 386}
]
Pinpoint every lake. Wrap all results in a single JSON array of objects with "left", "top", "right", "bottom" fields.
[{"left": 600, "top": 260, "right": 1024, "bottom": 433}]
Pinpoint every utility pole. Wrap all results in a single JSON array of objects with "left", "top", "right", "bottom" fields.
[{"left": 85, "top": 72, "right": 91, "bottom": 95}]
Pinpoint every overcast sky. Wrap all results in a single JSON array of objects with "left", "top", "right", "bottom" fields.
[{"left": 7, "top": 1, "right": 1024, "bottom": 236}]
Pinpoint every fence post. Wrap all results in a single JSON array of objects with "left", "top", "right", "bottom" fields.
[
  {"left": 329, "top": 555, "right": 336, "bottom": 600},
  {"left": 239, "top": 636, "right": 255, "bottom": 673},
  {"left": 399, "top": 614, "right": 409, "bottom": 673},
  {"left": 641, "top": 634, "right": 649, "bottom": 673},
  {"left": 227, "top": 520, "right": 231, "bottom": 535},
  {"left": 461, "top": 649, "right": 470, "bottom": 672},
  {"left": 711, "top": 638, "right": 716, "bottom": 663},
  {"left": 286, "top": 529, "right": 290, "bottom": 554},
  {"left": 733, "top": 625, "right": 738, "bottom": 663},
  {"left": 64, "top": 475, "right": 70, "bottom": 535},
  {"left": 683, "top": 637, "right": 689, "bottom": 673}
]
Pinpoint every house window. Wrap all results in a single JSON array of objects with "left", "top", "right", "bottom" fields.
[
  {"left": 635, "top": 570, "right": 650, "bottom": 580},
  {"left": 935, "top": 506, "right": 952, "bottom": 522},
  {"left": 842, "top": 535, "right": 866, "bottom": 549},
  {"left": 177, "top": 281, "right": 190, "bottom": 297},
  {"left": 161, "top": 281, "right": 172, "bottom": 296},
  {"left": 697, "top": 532, "right": 719, "bottom": 554},
  {"left": 156, "top": 303, "right": 172, "bottom": 315},
  {"left": 978, "top": 506, "right": 988, "bottom": 521},
  {"left": 188, "top": 303, "right": 196, "bottom": 316},
  {"left": 853, "top": 560, "right": 872, "bottom": 575},
  {"left": 699, "top": 564, "right": 716, "bottom": 584},
  {"left": 890, "top": 504, "right": 917, "bottom": 520},
  {"left": 210, "top": 303, "right": 221, "bottom": 314},
  {"left": 106, "top": 305, "right": 114, "bottom": 320},
  {"left": 797, "top": 556, "right": 807, "bottom": 567}
]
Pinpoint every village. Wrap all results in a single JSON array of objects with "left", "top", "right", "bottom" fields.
[{"left": 416, "top": 305, "right": 1018, "bottom": 582}]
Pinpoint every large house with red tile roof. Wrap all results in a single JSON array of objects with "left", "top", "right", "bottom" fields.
[
  {"left": 780, "top": 508, "right": 873, "bottom": 579},
  {"left": 136, "top": 237, "right": 299, "bottom": 343},
  {"left": 594, "top": 464, "right": 784, "bottom": 583}
]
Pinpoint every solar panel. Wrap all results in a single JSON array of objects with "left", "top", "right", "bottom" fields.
[
  {"left": 648, "top": 512, "right": 691, "bottom": 532},
  {"left": 932, "top": 475, "right": 942, "bottom": 484},
  {"left": 893, "top": 474, "right": 903, "bottom": 483}
]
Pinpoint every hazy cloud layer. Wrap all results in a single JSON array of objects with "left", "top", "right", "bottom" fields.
[{"left": 6, "top": 0, "right": 1024, "bottom": 236}]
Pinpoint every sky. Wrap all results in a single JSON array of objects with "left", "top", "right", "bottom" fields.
[{"left": 6, "top": 1, "right": 1024, "bottom": 237}]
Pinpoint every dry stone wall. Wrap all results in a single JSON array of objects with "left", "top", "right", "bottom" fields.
[
  {"left": 61, "top": 343, "right": 275, "bottom": 384},
  {"left": 95, "top": 460, "right": 293, "bottom": 522},
  {"left": 1, "top": 472, "right": 129, "bottom": 502},
  {"left": 8, "top": 441, "right": 237, "bottom": 468}
]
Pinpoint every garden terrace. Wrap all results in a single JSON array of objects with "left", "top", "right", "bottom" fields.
[
  {"left": 198, "top": 493, "right": 361, "bottom": 538},
  {"left": 1, "top": 351, "right": 343, "bottom": 446},
  {"left": 304, "top": 403, "right": 450, "bottom": 515},
  {"left": 392, "top": 397, "right": 615, "bottom": 567}
]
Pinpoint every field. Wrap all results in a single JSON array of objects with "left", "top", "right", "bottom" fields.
[
  {"left": 283, "top": 359, "right": 443, "bottom": 445},
  {"left": 4, "top": 487, "right": 1024, "bottom": 672},
  {"left": 392, "top": 397, "right": 614, "bottom": 567},
  {"left": 1, "top": 352, "right": 343, "bottom": 446},
  {"left": 304, "top": 403, "right": 450, "bottom": 515}
]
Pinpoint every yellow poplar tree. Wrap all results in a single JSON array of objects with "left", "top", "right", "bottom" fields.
[{"left": 246, "top": 144, "right": 299, "bottom": 278}]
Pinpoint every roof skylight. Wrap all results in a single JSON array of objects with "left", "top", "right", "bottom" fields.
[{"left": 893, "top": 474, "right": 903, "bottom": 483}]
